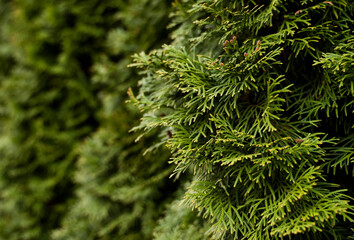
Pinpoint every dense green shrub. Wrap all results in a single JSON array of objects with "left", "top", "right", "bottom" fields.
[
  {"left": 52, "top": 2, "right": 176, "bottom": 239},
  {"left": 132, "top": 0, "right": 354, "bottom": 239},
  {"left": 0, "top": 0, "right": 173, "bottom": 239},
  {"left": 0, "top": 1, "right": 100, "bottom": 239}
]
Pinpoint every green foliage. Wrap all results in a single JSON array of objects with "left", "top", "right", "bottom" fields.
[
  {"left": 132, "top": 0, "right": 354, "bottom": 239},
  {"left": 52, "top": 1, "right": 175, "bottom": 240},
  {"left": 0, "top": 0, "right": 173, "bottom": 239},
  {"left": 0, "top": 1, "right": 99, "bottom": 239},
  {"left": 153, "top": 185, "right": 211, "bottom": 240},
  {"left": 52, "top": 124, "right": 173, "bottom": 240}
]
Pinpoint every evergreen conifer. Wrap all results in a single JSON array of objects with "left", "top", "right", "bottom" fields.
[
  {"left": 0, "top": 0, "right": 172, "bottom": 239},
  {"left": 131, "top": 0, "right": 354, "bottom": 239},
  {"left": 52, "top": 1, "right": 176, "bottom": 239}
]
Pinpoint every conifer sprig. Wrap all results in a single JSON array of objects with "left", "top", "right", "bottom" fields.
[{"left": 132, "top": 0, "right": 354, "bottom": 239}]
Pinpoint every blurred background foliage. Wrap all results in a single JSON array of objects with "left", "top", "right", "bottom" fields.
[{"left": 0, "top": 0, "right": 198, "bottom": 239}]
